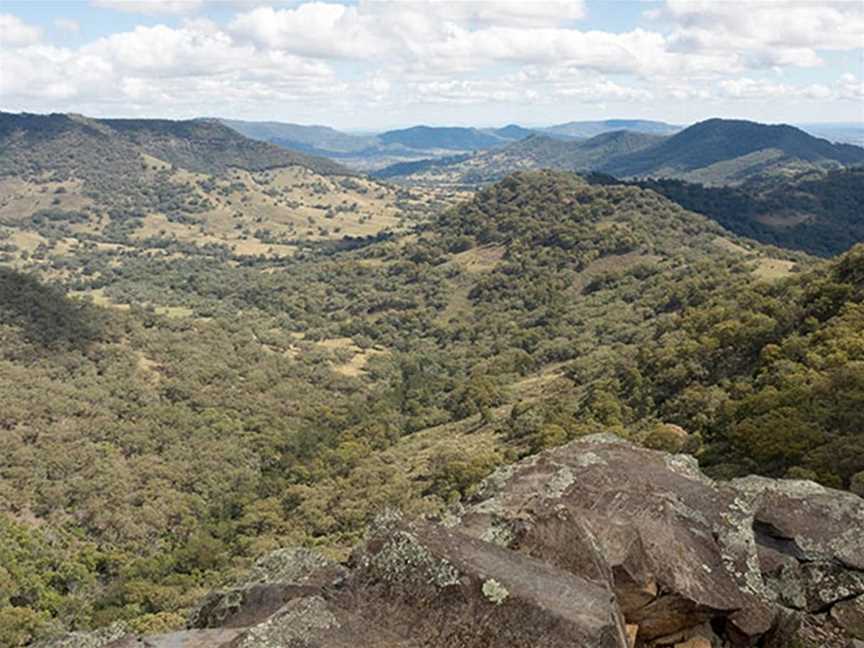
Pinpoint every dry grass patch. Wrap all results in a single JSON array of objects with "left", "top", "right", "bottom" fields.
[
  {"left": 0, "top": 178, "right": 91, "bottom": 220},
  {"left": 752, "top": 258, "right": 797, "bottom": 281},
  {"left": 713, "top": 237, "right": 755, "bottom": 256},
  {"left": 450, "top": 245, "right": 505, "bottom": 273},
  {"left": 313, "top": 337, "right": 387, "bottom": 376},
  {"left": 572, "top": 252, "right": 662, "bottom": 292},
  {"left": 754, "top": 211, "right": 813, "bottom": 228}
]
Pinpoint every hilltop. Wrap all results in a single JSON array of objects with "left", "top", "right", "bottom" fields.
[
  {"left": 377, "top": 125, "right": 508, "bottom": 151},
  {"left": 0, "top": 112, "right": 350, "bottom": 178},
  {"left": 216, "top": 118, "right": 378, "bottom": 155}
]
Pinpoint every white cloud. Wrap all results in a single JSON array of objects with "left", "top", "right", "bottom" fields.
[
  {"left": 660, "top": 0, "right": 864, "bottom": 70},
  {"left": 90, "top": 0, "right": 205, "bottom": 15},
  {"left": 229, "top": 3, "right": 732, "bottom": 79},
  {"left": 717, "top": 77, "right": 833, "bottom": 100},
  {"left": 230, "top": 4, "right": 382, "bottom": 59},
  {"left": 368, "top": 1, "right": 587, "bottom": 28},
  {"left": 0, "top": 13, "right": 41, "bottom": 46},
  {"left": 838, "top": 73, "right": 864, "bottom": 101},
  {"left": 2, "top": 1, "right": 860, "bottom": 124},
  {"left": 0, "top": 20, "right": 340, "bottom": 115},
  {"left": 409, "top": 78, "right": 537, "bottom": 105}
]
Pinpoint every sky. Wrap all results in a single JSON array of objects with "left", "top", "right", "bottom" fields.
[{"left": 0, "top": 0, "right": 862, "bottom": 130}]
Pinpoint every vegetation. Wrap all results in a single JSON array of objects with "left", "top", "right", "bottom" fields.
[
  {"left": 0, "top": 157, "right": 862, "bottom": 645},
  {"left": 595, "top": 243, "right": 864, "bottom": 486},
  {"left": 377, "top": 126, "right": 506, "bottom": 151}
]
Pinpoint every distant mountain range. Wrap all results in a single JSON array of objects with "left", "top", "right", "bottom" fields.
[
  {"left": 218, "top": 117, "right": 863, "bottom": 174},
  {"left": 541, "top": 119, "right": 680, "bottom": 138},
  {"left": 217, "top": 118, "right": 682, "bottom": 170},
  {"left": 373, "top": 131, "right": 663, "bottom": 184},
  {"left": 375, "top": 118, "right": 864, "bottom": 187}
]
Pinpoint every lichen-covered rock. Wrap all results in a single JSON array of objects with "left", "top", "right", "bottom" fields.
[
  {"left": 457, "top": 434, "right": 756, "bottom": 640},
  {"left": 340, "top": 518, "right": 629, "bottom": 647},
  {"left": 105, "top": 629, "right": 244, "bottom": 647},
  {"left": 188, "top": 547, "right": 346, "bottom": 629},
  {"left": 241, "top": 548, "right": 340, "bottom": 587},
  {"left": 231, "top": 596, "right": 339, "bottom": 648},
  {"left": 735, "top": 475, "right": 864, "bottom": 618}
]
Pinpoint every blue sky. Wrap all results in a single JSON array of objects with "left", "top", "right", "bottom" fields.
[{"left": 1, "top": 1, "right": 862, "bottom": 129}]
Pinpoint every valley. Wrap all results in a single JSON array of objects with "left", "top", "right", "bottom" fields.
[{"left": 0, "top": 112, "right": 862, "bottom": 648}]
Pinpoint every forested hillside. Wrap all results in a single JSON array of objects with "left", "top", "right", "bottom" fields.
[
  {"left": 5, "top": 168, "right": 864, "bottom": 644},
  {"left": 616, "top": 167, "right": 864, "bottom": 257},
  {"left": 541, "top": 118, "right": 680, "bottom": 138}
]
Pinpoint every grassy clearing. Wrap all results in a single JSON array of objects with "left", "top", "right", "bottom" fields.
[
  {"left": 752, "top": 258, "right": 798, "bottom": 281},
  {"left": 449, "top": 244, "right": 505, "bottom": 273}
]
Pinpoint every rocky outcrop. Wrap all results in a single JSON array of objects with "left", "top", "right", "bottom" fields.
[
  {"left": 452, "top": 433, "right": 864, "bottom": 647},
  {"left": 42, "top": 434, "right": 864, "bottom": 648}
]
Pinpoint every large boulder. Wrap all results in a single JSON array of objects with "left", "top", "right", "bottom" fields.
[
  {"left": 331, "top": 514, "right": 629, "bottom": 647},
  {"left": 454, "top": 433, "right": 864, "bottom": 646}
]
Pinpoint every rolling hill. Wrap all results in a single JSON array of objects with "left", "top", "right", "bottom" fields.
[
  {"left": 377, "top": 125, "right": 509, "bottom": 151},
  {"left": 216, "top": 118, "right": 378, "bottom": 154},
  {"left": 0, "top": 111, "right": 452, "bottom": 270},
  {"left": 219, "top": 120, "right": 536, "bottom": 171},
  {"left": 602, "top": 118, "right": 864, "bottom": 184},
  {"left": 0, "top": 112, "right": 351, "bottom": 178},
  {"left": 541, "top": 118, "right": 680, "bottom": 138},
  {"left": 484, "top": 123, "right": 539, "bottom": 140},
  {"left": 610, "top": 166, "right": 864, "bottom": 257}
]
